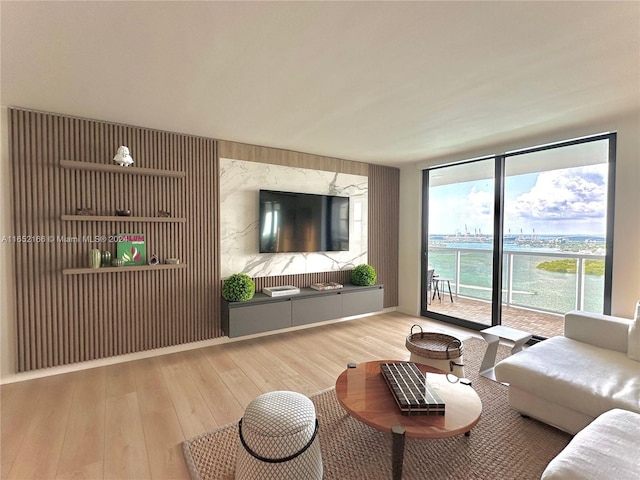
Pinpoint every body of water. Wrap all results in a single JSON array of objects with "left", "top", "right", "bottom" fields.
[{"left": 428, "top": 247, "right": 604, "bottom": 314}]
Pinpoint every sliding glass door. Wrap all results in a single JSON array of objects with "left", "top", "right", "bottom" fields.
[
  {"left": 423, "top": 158, "right": 495, "bottom": 326},
  {"left": 421, "top": 134, "right": 615, "bottom": 338}
]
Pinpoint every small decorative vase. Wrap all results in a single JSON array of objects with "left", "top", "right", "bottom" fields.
[
  {"left": 112, "top": 258, "right": 125, "bottom": 267},
  {"left": 89, "top": 249, "right": 101, "bottom": 269},
  {"left": 101, "top": 251, "right": 112, "bottom": 267}
]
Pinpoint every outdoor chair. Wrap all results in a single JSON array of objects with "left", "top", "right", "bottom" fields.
[
  {"left": 433, "top": 274, "right": 454, "bottom": 302},
  {"left": 427, "top": 269, "right": 435, "bottom": 305}
]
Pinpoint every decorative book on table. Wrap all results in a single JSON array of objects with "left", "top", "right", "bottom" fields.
[
  {"left": 117, "top": 233, "right": 146, "bottom": 265},
  {"left": 263, "top": 285, "right": 300, "bottom": 297},
  {"left": 310, "top": 282, "right": 344, "bottom": 291},
  {"left": 380, "top": 362, "right": 445, "bottom": 416}
]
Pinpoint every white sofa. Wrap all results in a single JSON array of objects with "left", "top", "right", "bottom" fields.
[
  {"left": 541, "top": 408, "right": 640, "bottom": 480},
  {"left": 494, "top": 307, "right": 640, "bottom": 435}
]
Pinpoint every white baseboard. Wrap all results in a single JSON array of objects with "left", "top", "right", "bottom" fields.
[{"left": 0, "top": 308, "right": 397, "bottom": 385}]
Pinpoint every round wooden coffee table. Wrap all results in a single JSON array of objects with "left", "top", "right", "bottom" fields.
[{"left": 335, "top": 360, "right": 482, "bottom": 479}]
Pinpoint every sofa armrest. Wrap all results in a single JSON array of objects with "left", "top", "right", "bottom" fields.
[{"left": 564, "top": 310, "right": 631, "bottom": 353}]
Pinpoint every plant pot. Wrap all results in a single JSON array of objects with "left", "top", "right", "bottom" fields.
[
  {"left": 111, "top": 258, "right": 125, "bottom": 267},
  {"left": 89, "top": 249, "right": 101, "bottom": 269},
  {"left": 101, "top": 251, "right": 112, "bottom": 267}
]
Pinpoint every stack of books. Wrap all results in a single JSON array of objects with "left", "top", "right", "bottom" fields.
[
  {"left": 263, "top": 286, "right": 300, "bottom": 297},
  {"left": 309, "top": 282, "right": 344, "bottom": 291}
]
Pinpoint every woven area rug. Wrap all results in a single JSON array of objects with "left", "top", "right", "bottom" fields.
[{"left": 183, "top": 337, "right": 572, "bottom": 479}]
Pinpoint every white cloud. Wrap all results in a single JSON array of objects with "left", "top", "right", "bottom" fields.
[
  {"left": 430, "top": 164, "right": 608, "bottom": 236},
  {"left": 430, "top": 184, "right": 494, "bottom": 234},
  {"left": 466, "top": 186, "right": 493, "bottom": 217},
  {"left": 506, "top": 165, "right": 607, "bottom": 233}
]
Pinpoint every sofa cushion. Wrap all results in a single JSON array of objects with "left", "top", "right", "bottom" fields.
[
  {"left": 495, "top": 336, "right": 640, "bottom": 419},
  {"left": 628, "top": 302, "right": 640, "bottom": 361},
  {"left": 541, "top": 408, "right": 640, "bottom": 480}
]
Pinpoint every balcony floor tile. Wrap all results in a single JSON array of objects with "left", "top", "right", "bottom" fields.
[{"left": 426, "top": 296, "right": 564, "bottom": 338}]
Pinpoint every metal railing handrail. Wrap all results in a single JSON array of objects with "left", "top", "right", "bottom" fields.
[
  {"left": 430, "top": 245, "right": 604, "bottom": 260},
  {"left": 428, "top": 246, "right": 605, "bottom": 313}
]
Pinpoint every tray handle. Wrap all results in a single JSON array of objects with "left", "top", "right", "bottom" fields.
[
  {"left": 445, "top": 338, "right": 463, "bottom": 358},
  {"left": 410, "top": 324, "right": 424, "bottom": 338}
]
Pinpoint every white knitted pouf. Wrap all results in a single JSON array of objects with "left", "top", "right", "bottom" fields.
[{"left": 235, "top": 391, "right": 323, "bottom": 480}]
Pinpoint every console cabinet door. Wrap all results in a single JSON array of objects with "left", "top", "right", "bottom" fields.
[
  {"left": 228, "top": 300, "right": 292, "bottom": 338},
  {"left": 292, "top": 293, "right": 343, "bottom": 326},
  {"left": 342, "top": 288, "right": 384, "bottom": 317}
]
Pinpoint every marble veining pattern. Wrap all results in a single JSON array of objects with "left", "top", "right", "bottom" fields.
[{"left": 220, "top": 158, "right": 368, "bottom": 278}]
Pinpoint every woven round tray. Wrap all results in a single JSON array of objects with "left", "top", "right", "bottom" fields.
[{"left": 405, "top": 324, "right": 463, "bottom": 359}]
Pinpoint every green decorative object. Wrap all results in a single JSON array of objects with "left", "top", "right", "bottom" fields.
[
  {"left": 351, "top": 264, "right": 377, "bottom": 286},
  {"left": 89, "top": 249, "right": 101, "bottom": 269},
  {"left": 101, "top": 250, "right": 112, "bottom": 267},
  {"left": 111, "top": 257, "right": 125, "bottom": 267},
  {"left": 222, "top": 273, "right": 255, "bottom": 302}
]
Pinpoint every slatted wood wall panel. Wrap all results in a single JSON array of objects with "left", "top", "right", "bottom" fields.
[
  {"left": 368, "top": 164, "right": 400, "bottom": 307},
  {"left": 8, "top": 108, "right": 219, "bottom": 372},
  {"left": 9, "top": 108, "right": 398, "bottom": 373}
]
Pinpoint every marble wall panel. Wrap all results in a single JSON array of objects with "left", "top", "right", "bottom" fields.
[{"left": 220, "top": 158, "right": 368, "bottom": 278}]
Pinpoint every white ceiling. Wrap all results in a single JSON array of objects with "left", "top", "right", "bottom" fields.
[{"left": 1, "top": 1, "right": 638, "bottom": 165}]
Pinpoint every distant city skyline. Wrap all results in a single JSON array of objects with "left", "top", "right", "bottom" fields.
[{"left": 429, "top": 164, "right": 608, "bottom": 236}]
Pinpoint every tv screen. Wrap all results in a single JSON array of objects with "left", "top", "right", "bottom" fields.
[{"left": 259, "top": 190, "right": 350, "bottom": 253}]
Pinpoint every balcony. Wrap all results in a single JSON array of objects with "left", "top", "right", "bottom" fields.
[{"left": 426, "top": 246, "right": 606, "bottom": 338}]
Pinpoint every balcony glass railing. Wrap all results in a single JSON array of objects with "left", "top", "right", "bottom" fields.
[{"left": 428, "top": 247, "right": 605, "bottom": 315}]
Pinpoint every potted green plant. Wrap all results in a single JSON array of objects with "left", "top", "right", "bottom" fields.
[
  {"left": 351, "top": 264, "right": 377, "bottom": 286},
  {"left": 222, "top": 273, "right": 256, "bottom": 301}
]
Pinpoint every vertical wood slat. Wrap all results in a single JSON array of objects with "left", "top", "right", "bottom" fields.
[
  {"left": 368, "top": 164, "right": 400, "bottom": 308},
  {"left": 9, "top": 108, "right": 219, "bottom": 372}
]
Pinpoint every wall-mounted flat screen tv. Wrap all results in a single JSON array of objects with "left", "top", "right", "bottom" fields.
[{"left": 259, "top": 190, "right": 350, "bottom": 253}]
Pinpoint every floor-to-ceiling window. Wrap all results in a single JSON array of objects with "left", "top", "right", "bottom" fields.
[
  {"left": 421, "top": 133, "right": 615, "bottom": 338},
  {"left": 423, "top": 158, "right": 496, "bottom": 327}
]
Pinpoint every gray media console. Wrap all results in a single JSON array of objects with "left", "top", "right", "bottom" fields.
[{"left": 221, "top": 284, "right": 384, "bottom": 338}]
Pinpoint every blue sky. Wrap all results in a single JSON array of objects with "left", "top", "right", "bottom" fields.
[{"left": 429, "top": 164, "right": 608, "bottom": 235}]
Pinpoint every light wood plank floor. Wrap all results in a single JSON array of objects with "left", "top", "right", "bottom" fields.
[{"left": 1, "top": 312, "right": 477, "bottom": 480}]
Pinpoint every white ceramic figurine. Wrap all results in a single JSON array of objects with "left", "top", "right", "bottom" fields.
[{"left": 113, "top": 146, "right": 134, "bottom": 167}]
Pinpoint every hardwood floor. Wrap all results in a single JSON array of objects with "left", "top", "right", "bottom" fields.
[{"left": 0, "top": 312, "right": 476, "bottom": 480}]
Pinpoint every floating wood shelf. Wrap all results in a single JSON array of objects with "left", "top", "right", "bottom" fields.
[
  {"left": 63, "top": 264, "right": 187, "bottom": 275},
  {"left": 60, "top": 159, "right": 186, "bottom": 178},
  {"left": 61, "top": 215, "right": 186, "bottom": 223}
]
